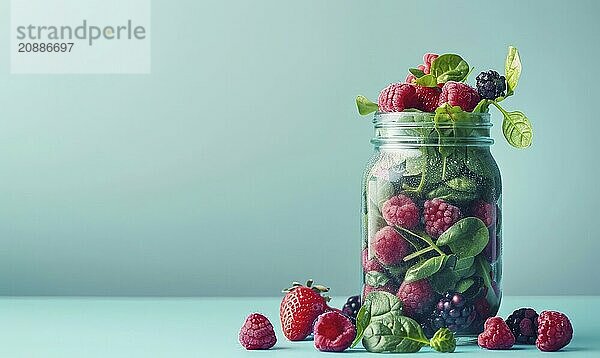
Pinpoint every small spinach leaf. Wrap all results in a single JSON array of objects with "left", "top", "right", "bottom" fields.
[
  {"left": 505, "top": 46, "right": 522, "bottom": 96},
  {"left": 356, "top": 95, "right": 379, "bottom": 115},
  {"left": 430, "top": 328, "right": 456, "bottom": 353},
  {"left": 365, "top": 271, "right": 390, "bottom": 288},
  {"left": 416, "top": 74, "right": 437, "bottom": 87}
]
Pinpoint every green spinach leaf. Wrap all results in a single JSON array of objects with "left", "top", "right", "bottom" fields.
[
  {"left": 455, "top": 278, "right": 475, "bottom": 293},
  {"left": 416, "top": 74, "right": 437, "bottom": 87},
  {"left": 351, "top": 299, "right": 372, "bottom": 347},
  {"left": 430, "top": 267, "right": 460, "bottom": 293},
  {"left": 437, "top": 217, "right": 489, "bottom": 258},
  {"left": 362, "top": 315, "right": 429, "bottom": 353},
  {"left": 501, "top": 110, "right": 533, "bottom": 148},
  {"left": 430, "top": 54, "right": 470, "bottom": 83},
  {"left": 409, "top": 68, "right": 426, "bottom": 78},
  {"left": 404, "top": 255, "right": 447, "bottom": 283},
  {"left": 505, "top": 46, "right": 522, "bottom": 96},
  {"left": 427, "top": 185, "right": 478, "bottom": 202},
  {"left": 365, "top": 271, "right": 390, "bottom": 288},
  {"left": 446, "top": 177, "right": 477, "bottom": 193},
  {"left": 430, "top": 328, "right": 456, "bottom": 353},
  {"left": 356, "top": 95, "right": 379, "bottom": 115}
]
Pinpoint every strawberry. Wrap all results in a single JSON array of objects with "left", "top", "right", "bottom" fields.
[{"left": 280, "top": 279, "right": 335, "bottom": 341}]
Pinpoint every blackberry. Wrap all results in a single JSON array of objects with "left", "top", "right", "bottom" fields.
[
  {"left": 506, "top": 308, "right": 538, "bottom": 344},
  {"left": 341, "top": 295, "right": 361, "bottom": 324},
  {"left": 476, "top": 70, "right": 506, "bottom": 100},
  {"left": 431, "top": 292, "right": 476, "bottom": 333}
]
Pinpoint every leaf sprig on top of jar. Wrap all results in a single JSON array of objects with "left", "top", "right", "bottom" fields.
[{"left": 356, "top": 46, "right": 533, "bottom": 149}]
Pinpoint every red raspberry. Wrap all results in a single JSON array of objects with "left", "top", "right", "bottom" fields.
[
  {"left": 536, "top": 311, "right": 573, "bottom": 352},
  {"left": 424, "top": 198, "right": 462, "bottom": 238},
  {"left": 422, "top": 53, "right": 439, "bottom": 74},
  {"left": 478, "top": 317, "right": 515, "bottom": 350},
  {"left": 405, "top": 53, "right": 439, "bottom": 83},
  {"left": 396, "top": 280, "right": 436, "bottom": 318},
  {"left": 438, "top": 81, "right": 480, "bottom": 112},
  {"left": 363, "top": 282, "right": 398, "bottom": 300},
  {"left": 414, "top": 85, "right": 442, "bottom": 112},
  {"left": 313, "top": 311, "right": 356, "bottom": 352},
  {"left": 239, "top": 313, "right": 277, "bottom": 350},
  {"left": 362, "top": 248, "right": 384, "bottom": 272},
  {"left": 382, "top": 194, "right": 420, "bottom": 229},
  {"left": 472, "top": 200, "right": 496, "bottom": 227},
  {"left": 378, "top": 83, "right": 418, "bottom": 112},
  {"left": 372, "top": 226, "right": 411, "bottom": 265}
]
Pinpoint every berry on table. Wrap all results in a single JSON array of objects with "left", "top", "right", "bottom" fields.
[
  {"left": 396, "top": 280, "right": 437, "bottom": 319},
  {"left": 438, "top": 81, "right": 480, "bottom": 112},
  {"left": 431, "top": 292, "right": 476, "bottom": 333},
  {"left": 239, "top": 313, "right": 277, "bottom": 350},
  {"left": 478, "top": 316, "right": 515, "bottom": 350},
  {"left": 313, "top": 311, "right": 356, "bottom": 352},
  {"left": 341, "top": 295, "right": 361, "bottom": 324},
  {"left": 506, "top": 308, "right": 538, "bottom": 344},
  {"left": 424, "top": 198, "right": 462, "bottom": 238},
  {"left": 378, "top": 83, "right": 418, "bottom": 112},
  {"left": 536, "top": 310, "right": 573, "bottom": 352},
  {"left": 372, "top": 226, "right": 411, "bottom": 265},
  {"left": 476, "top": 70, "right": 506, "bottom": 100},
  {"left": 382, "top": 194, "right": 420, "bottom": 229},
  {"left": 280, "top": 279, "right": 333, "bottom": 341}
]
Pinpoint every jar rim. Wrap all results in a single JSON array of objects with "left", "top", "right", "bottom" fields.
[
  {"left": 373, "top": 111, "right": 491, "bottom": 126},
  {"left": 371, "top": 111, "right": 494, "bottom": 147}
]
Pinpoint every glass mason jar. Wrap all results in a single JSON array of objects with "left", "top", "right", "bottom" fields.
[{"left": 361, "top": 111, "right": 502, "bottom": 337}]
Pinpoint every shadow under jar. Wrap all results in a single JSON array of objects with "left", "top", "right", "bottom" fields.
[{"left": 361, "top": 111, "right": 502, "bottom": 337}]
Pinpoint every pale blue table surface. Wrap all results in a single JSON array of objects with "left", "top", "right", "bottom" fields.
[{"left": 0, "top": 296, "right": 597, "bottom": 357}]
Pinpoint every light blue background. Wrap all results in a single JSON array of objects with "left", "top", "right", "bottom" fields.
[{"left": 0, "top": 0, "right": 598, "bottom": 296}]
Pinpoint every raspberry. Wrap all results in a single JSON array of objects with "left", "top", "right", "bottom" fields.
[
  {"left": 378, "top": 83, "right": 418, "bottom": 112},
  {"left": 239, "top": 313, "right": 277, "bottom": 350},
  {"left": 362, "top": 282, "right": 398, "bottom": 300},
  {"left": 382, "top": 194, "right": 420, "bottom": 229},
  {"left": 476, "top": 70, "right": 506, "bottom": 100},
  {"left": 362, "top": 248, "right": 384, "bottom": 272},
  {"left": 431, "top": 292, "right": 476, "bottom": 333},
  {"left": 422, "top": 53, "right": 439, "bottom": 74},
  {"left": 536, "top": 311, "right": 573, "bottom": 352},
  {"left": 506, "top": 308, "right": 538, "bottom": 344},
  {"left": 341, "top": 295, "right": 361, "bottom": 324},
  {"left": 372, "top": 226, "right": 411, "bottom": 265},
  {"left": 471, "top": 200, "right": 495, "bottom": 227},
  {"left": 438, "top": 81, "right": 480, "bottom": 112},
  {"left": 396, "top": 280, "right": 436, "bottom": 319},
  {"left": 313, "top": 311, "right": 356, "bottom": 352},
  {"left": 424, "top": 198, "right": 462, "bottom": 238},
  {"left": 415, "top": 85, "right": 442, "bottom": 112},
  {"left": 406, "top": 53, "right": 439, "bottom": 83},
  {"left": 478, "top": 317, "right": 515, "bottom": 350}
]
